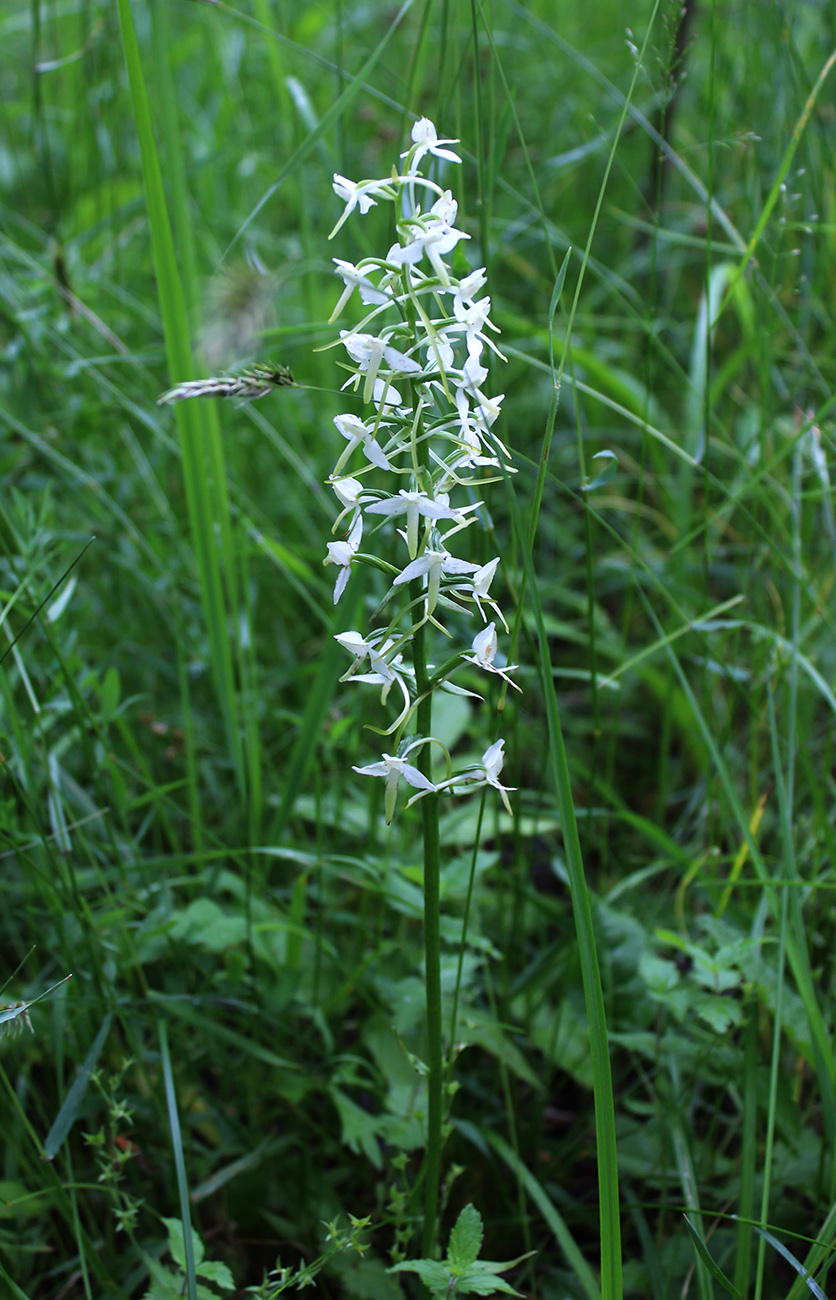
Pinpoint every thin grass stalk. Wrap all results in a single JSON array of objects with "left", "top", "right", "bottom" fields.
[
  {"left": 643, "top": 592, "right": 836, "bottom": 1111},
  {"left": 754, "top": 679, "right": 792, "bottom": 1300},
  {"left": 116, "top": 0, "right": 243, "bottom": 789},
  {"left": 412, "top": 599, "right": 442, "bottom": 1262},
  {"left": 735, "top": 996, "right": 758, "bottom": 1300},
  {"left": 504, "top": 388, "right": 622, "bottom": 1300},
  {"left": 148, "top": 0, "right": 242, "bottom": 654},
  {"left": 158, "top": 1019, "right": 198, "bottom": 1300}
]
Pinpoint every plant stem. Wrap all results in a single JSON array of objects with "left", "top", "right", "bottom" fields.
[{"left": 412, "top": 590, "right": 443, "bottom": 1261}]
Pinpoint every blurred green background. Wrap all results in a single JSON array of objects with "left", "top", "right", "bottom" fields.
[{"left": 1, "top": 1, "right": 835, "bottom": 1297}]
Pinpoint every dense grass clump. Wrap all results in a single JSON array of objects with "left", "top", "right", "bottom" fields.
[{"left": 1, "top": 1, "right": 835, "bottom": 1298}]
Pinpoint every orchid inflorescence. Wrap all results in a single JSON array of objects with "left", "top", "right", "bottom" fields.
[{"left": 325, "top": 118, "right": 520, "bottom": 825}]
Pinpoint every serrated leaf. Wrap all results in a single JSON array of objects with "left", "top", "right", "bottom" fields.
[
  {"left": 164, "top": 1216, "right": 205, "bottom": 1270},
  {"left": 448, "top": 1204, "right": 483, "bottom": 1274},
  {"left": 454, "top": 1269, "right": 523, "bottom": 1296},
  {"left": 389, "top": 1258, "right": 450, "bottom": 1294},
  {"left": 197, "top": 1258, "right": 235, "bottom": 1290}
]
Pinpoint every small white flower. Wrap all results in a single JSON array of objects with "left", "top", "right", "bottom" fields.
[
  {"left": 371, "top": 376, "right": 404, "bottom": 414},
  {"left": 328, "top": 475, "right": 377, "bottom": 531},
  {"left": 330, "top": 259, "right": 393, "bottom": 320},
  {"left": 424, "top": 339, "right": 456, "bottom": 373},
  {"left": 480, "top": 739, "right": 516, "bottom": 813},
  {"left": 450, "top": 268, "right": 487, "bottom": 311},
  {"left": 430, "top": 739, "right": 516, "bottom": 816},
  {"left": 353, "top": 746, "right": 436, "bottom": 824},
  {"left": 455, "top": 384, "right": 508, "bottom": 458},
  {"left": 472, "top": 558, "right": 508, "bottom": 629},
  {"left": 451, "top": 295, "right": 499, "bottom": 359},
  {"left": 335, "top": 629, "right": 398, "bottom": 679},
  {"left": 365, "top": 489, "right": 475, "bottom": 557},
  {"left": 463, "top": 623, "right": 520, "bottom": 691},
  {"left": 387, "top": 192, "right": 470, "bottom": 287},
  {"left": 330, "top": 175, "right": 393, "bottom": 238},
  {"left": 393, "top": 546, "right": 479, "bottom": 615},
  {"left": 333, "top": 413, "right": 392, "bottom": 474},
  {"left": 347, "top": 330, "right": 420, "bottom": 405},
  {"left": 403, "top": 118, "right": 462, "bottom": 172},
  {"left": 323, "top": 513, "right": 363, "bottom": 604}
]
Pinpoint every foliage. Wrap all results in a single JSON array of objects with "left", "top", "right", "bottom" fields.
[
  {"left": 390, "top": 1203, "right": 532, "bottom": 1298},
  {"left": 0, "top": 0, "right": 835, "bottom": 1298}
]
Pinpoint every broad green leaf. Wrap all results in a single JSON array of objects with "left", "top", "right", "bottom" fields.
[
  {"left": 454, "top": 1270, "right": 522, "bottom": 1296},
  {"left": 448, "top": 1204, "right": 483, "bottom": 1275},
  {"left": 164, "top": 1216, "right": 205, "bottom": 1270},
  {"left": 196, "top": 1259, "right": 235, "bottom": 1291},
  {"left": 389, "top": 1259, "right": 450, "bottom": 1293},
  {"left": 329, "top": 1088, "right": 383, "bottom": 1169},
  {"left": 169, "top": 899, "right": 247, "bottom": 953}
]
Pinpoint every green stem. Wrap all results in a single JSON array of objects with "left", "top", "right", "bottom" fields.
[{"left": 412, "top": 587, "right": 443, "bottom": 1261}]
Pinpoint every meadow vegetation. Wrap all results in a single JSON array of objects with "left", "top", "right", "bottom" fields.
[{"left": 1, "top": 1, "right": 836, "bottom": 1298}]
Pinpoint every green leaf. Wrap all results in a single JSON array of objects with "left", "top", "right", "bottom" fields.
[
  {"left": 43, "top": 1013, "right": 112, "bottom": 1160},
  {"left": 164, "top": 1216, "right": 205, "bottom": 1271},
  {"left": 196, "top": 1259, "right": 235, "bottom": 1291},
  {"left": 389, "top": 1259, "right": 450, "bottom": 1294},
  {"left": 683, "top": 1217, "right": 742, "bottom": 1300},
  {"left": 100, "top": 666, "right": 121, "bottom": 722},
  {"left": 329, "top": 1088, "right": 383, "bottom": 1169},
  {"left": 582, "top": 450, "right": 618, "bottom": 492},
  {"left": 454, "top": 1270, "right": 523, "bottom": 1296},
  {"left": 448, "top": 1204, "right": 483, "bottom": 1275}
]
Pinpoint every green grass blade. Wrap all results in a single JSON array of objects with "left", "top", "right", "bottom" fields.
[
  {"left": 504, "top": 393, "right": 622, "bottom": 1300},
  {"left": 752, "top": 1226, "right": 829, "bottom": 1300},
  {"left": 643, "top": 595, "right": 836, "bottom": 1107},
  {"left": 486, "top": 1131, "right": 601, "bottom": 1300},
  {"left": 43, "top": 1012, "right": 112, "bottom": 1160},
  {"left": 684, "top": 1217, "right": 740, "bottom": 1300},
  {"left": 116, "top": 0, "right": 243, "bottom": 786},
  {"left": 158, "top": 1019, "right": 198, "bottom": 1300},
  {"left": 711, "top": 45, "right": 836, "bottom": 331}
]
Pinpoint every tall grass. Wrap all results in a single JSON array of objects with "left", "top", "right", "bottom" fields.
[{"left": 0, "top": 1, "right": 835, "bottom": 1298}]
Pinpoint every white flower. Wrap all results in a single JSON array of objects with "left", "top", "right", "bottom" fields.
[
  {"left": 429, "top": 739, "right": 516, "bottom": 815},
  {"left": 324, "top": 512, "right": 363, "bottom": 604},
  {"left": 341, "top": 330, "right": 422, "bottom": 376},
  {"left": 335, "top": 629, "right": 414, "bottom": 729},
  {"left": 328, "top": 475, "right": 377, "bottom": 531},
  {"left": 450, "top": 268, "right": 487, "bottom": 312},
  {"left": 371, "top": 376, "right": 404, "bottom": 414},
  {"left": 480, "top": 738, "right": 516, "bottom": 813},
  {"left": 471, "top": 558, "right": 508, "bottom": 628},
  {"left": 365, "top": 489, "right": 476, "bottom": 557},
  {"left": 387, "top": 192, "right": 470, "bottom": 286},
  {"left": 451, "top": 295, "right": 499, "bottom": 359},
  {"left": 330, "top": 175, "right": 393, "bottom": 238},
  {"left": 463, "top": 623, "right": 520, "bottom": 690},
  {"left": 403, "top": 118, "right": 462, "bottom": 172},
  {"left": 330, "top": 258, "right": 393, "bottom": 320},
  {"left": 393, "top": 545, "right": 479, "bottom": 615},
  {"left": 335, "top": 629, "right": 398, "bottom": 679},
  {"left": 333, "top": 413, "right": 392, "bottom": 474},
  {"left": 341, "top": 330, "right": 422, "bottom": 404},
  {"left": 455, "top": 384, "right": 508, "bottom": 458},
  {"left": 353, "top": 745, "right": 436, "bottom": 824}
]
